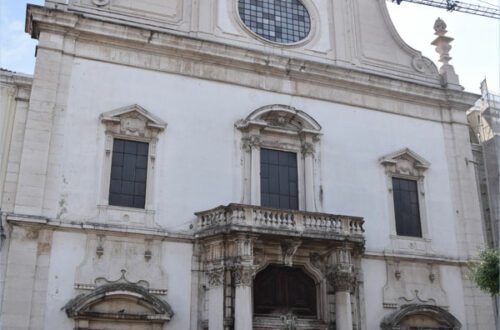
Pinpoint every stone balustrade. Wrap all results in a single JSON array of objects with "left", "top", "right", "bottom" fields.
[{"left": 195, "top": 203, "right": 364, "bottom": 241}]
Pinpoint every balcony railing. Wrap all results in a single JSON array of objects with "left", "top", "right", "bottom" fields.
[{"left": 195, "top": 204, "right": 364, "bottom": 241}]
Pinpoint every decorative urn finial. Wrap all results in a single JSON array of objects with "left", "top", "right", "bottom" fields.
[
  {"left": 431, "top": 17, "right": 461, "bottom": 89},
  {"left": 433, "top": 17, "right": 447, "bottom": 36}
]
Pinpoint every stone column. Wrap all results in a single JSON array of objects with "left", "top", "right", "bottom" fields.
[
  {"left": 332, "top": 269, "right": 354, "bottom": 330},
  {"left": 328, "top": 248, "right": 355, "bottom": 330},
  {"left": 207, "top": 268, "right": 225, "bottom": 330},
  {"left": 233, "top": 265, "right": 253, "bottom": 330}
]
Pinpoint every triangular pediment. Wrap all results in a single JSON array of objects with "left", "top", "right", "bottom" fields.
[
  {"left": 100, "top": 104, "right": 167, "bottom": 130},
  {"left": 380, "top": 148, "right": 430, "bottom": 177},
  {"left": 380, "top": 148, "right": 430, "bottom": 169}
]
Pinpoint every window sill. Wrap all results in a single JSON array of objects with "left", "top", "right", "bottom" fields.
[
  {"left": 97, "top": 204, "right": 155, "bottom": 227},
  {"left": 387, "top": 234, "right": 434, "bottom": 255}
]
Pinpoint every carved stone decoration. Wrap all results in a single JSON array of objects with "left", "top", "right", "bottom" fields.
[
  {"left": 328, "top": 264, "right": 356, "bottom": 293},
  {"left": 100, "top": 104, "right": 166, "bottom": 140},
  {"left": 235, "top": 104, "right": 322, "bottom": 134},
  {"left": 207, "top": 268, "right": 225, "bottom": 288},
  {"left": 383, "top": 261, "right": 448, "bottom": 309},
  {"left": 433, "top": 18, "right": 447, "bottom": 37},
  {"left": 94, "top": 269, "right": 150, "bottom": 288},
  {"left": 281, "top": 239, "right": 302, "bottom": 266},
  {"left": 64, "top": 283, "right": 174, "bottom": 326},
  {"left": 301, "top": 142, "right": 315, "bottom": 155},
  {"left": 232, "top": 265, "right": 253, "bottom": 287},
  {"left": 74, "top": 235, "right": 168, "bottom": 295},
  {"left": 92, "top": 0, "right": 110, "bottom": 6},
  {"left": 411, "top": 55, "right": 436, "bottom": 74},
  {"left": 380, "top": 148, "right": 430, "bottom": 178}
]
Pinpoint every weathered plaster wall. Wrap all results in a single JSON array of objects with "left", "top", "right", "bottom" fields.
[{"left": 52, "top": 59, "right": 455, "bottom": 252}]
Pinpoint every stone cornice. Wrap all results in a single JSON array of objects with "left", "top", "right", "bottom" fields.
[
  {"left": 364, "top": 250, "right": 473, "bottom": 266},
  {"left": 5, "top": 213, "right": 194, "bottom": 243},
  {"left": 26, "top": 5, "right": 479, "bottom": 124},
  {"left": 0, "top": 70, "right": 33, "bottom": 88}
]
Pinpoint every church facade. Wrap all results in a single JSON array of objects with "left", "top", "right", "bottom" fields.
[{"left": 0, "top": 0, "right": 496, "bottom": 329}]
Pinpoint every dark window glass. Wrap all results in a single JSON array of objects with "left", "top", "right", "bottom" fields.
[
  {"left": 238, "top": 0, "right": 311, "bottom": 44},
  {"left": 254, "top": 265, "right": 317, "bottom": 317},
  {"left": 109, "top": 139, "right": 148, "bottom": 208},
  {"left": 392, "top": 178, "right": 422, "bottom": 237},
  {"left": 261, "top": 149, "right": 298, "bottom": 210}
]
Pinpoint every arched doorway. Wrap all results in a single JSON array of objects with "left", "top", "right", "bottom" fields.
[{"left": 253, "top": 265, "right": 317, "bottom": 318}]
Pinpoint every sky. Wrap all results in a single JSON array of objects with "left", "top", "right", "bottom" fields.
[{"left": 0, "top": 0, "right": 498, "bottom": 94}]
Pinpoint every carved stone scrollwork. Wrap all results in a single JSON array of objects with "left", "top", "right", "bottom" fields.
[
  {"left": 207, "top": 268, "right": 225, "bottom": 288},
  {"left": 232, "top": 265, "right": 253, "bottom": 287},
  {"left": 92, "top": 0, "right": 110, "bottom": 6},
  {"left": 328, "top": 264, "right": 356, "bottom": 293},
  {"left": 281, "top": 239, "right": 302, "bottom": 267},
  {"left": 242, "top": 135, "right": 262, "bottom": 151},
  {"left": 301, "top": 142, "right": 315, "bottom": 155}
]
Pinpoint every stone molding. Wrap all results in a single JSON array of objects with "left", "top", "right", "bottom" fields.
[
  {"left": 64, "top": 283, "right": 174, "bottom": 322},
  {"left": 380, "top": 304, "right": 462, "bottom": 329},
  {"left": 26, "top": 5, "right": 479, "bottom": 124}
]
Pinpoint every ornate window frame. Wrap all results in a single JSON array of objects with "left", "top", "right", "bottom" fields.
[
  {"left": 236, "top": 104, "right": 321, "bottom": 212},
  {"left": 98, "top": 104, "right": 166, "bottom": 226},
  {"left": 380, "top": 148, "right": 433, "bottom": 254}
]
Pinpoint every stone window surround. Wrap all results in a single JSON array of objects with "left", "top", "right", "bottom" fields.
[
  {"left": 380, "top": 148, "right": 433, "bottom": 253},
  {"left": 236, "top": 104, "right": 322, "bottom": 212},
  {"left": 98, "top": 104, "right": 166, "bottom": 224},
  {"left": 231, "top": 0, "right": 320, "bottom": 48}
]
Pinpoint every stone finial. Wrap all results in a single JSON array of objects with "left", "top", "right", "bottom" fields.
[
  {"left": 433, "top": 17, "right": 447, "bottom": 36},
  {"left": 431, "top": 18, "right": 461, "bottom": 90}
]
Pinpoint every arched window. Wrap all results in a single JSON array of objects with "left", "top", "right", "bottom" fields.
[
  {"left": 236, "top": 104, "right": 322, "bottom": 212},
  {"left": 253, "top": 265, "right": 317, "bottom": 317}
]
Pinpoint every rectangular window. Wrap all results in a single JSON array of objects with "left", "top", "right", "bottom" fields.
[
  {"left": 109, "top": 139, "right": 148, "bottom": 209},
  {"left": 260, "top": 148, "right": 298, "bottom": 210},
  {"left": 392, "top": 177, "right": 422, "bottom": 237}
]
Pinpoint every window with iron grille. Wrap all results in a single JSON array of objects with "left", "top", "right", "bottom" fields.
[
  {"left": 109, "top": 139, "right": 148, "bottom": 208},
  {"left": 260, "top": 148, "right": 298, "bottom": 210},
  {"left": 392, "top": 177, "right": 422, "bottom": 237}
]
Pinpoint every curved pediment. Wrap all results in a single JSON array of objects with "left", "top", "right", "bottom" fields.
[
  {"left": 236, "top": 104, "right": 321, "bottom": 135},
  {"left": 381, "top": 304, "right": 462, "bottom": 329},
  {"left": 64, "top": 283, "right": 174, "bottom": 323}
]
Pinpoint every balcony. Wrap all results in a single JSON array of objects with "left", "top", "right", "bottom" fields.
[{"left": 195, "top": 203, "right": 364, "bottom": 242}]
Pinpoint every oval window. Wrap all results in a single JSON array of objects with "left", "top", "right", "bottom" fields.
[{"left": 238, "top": 0, "right": 311, "bottom": 44}]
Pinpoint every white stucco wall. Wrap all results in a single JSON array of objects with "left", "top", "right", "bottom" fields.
[
  {"left": 43, "top": 231, "right": 193, "bottom": 329},
  {"left": 52, "top": 58, "right": 458, "bottom": 257}
]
